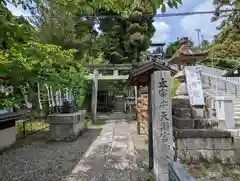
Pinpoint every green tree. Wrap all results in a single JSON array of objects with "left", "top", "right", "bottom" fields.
[
  {"left": 208, "top": 0, "right": 240, "bottom": 63},
  {"left": 201, "top": 39, "right": 210, "bottom": 48},
  {"left": 30, "top": 0, "right": 183, "bottom": 64}
]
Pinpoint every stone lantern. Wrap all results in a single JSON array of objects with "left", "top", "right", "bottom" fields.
[{"left": 168, "top": 37, "right": 209, "bottom": 129}]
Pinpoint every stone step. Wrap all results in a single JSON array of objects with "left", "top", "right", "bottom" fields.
[
  {"left": 235, "top": 105, "right": 240, "bottom": 109},
  {"left": 235, "top": 121, "right": 240, "bottom": 128},
  {"left": 235, "top": 116, "right": 240, "bottom": 122}
]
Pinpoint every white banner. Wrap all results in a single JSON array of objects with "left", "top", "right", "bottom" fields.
[{"left": 185, "top": 66, "right": 205, "bottom": 106}]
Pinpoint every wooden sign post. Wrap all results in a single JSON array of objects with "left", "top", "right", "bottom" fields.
[{"left": 151, "top": 71, "right": 173, "bottom": 181}]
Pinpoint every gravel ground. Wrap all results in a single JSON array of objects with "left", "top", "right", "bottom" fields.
[{"left": 0, "top": 128, "right": 101, "bottom": 181}]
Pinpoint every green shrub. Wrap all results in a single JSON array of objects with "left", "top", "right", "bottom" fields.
[{"left": 171, "top": 78, "right": 180, "bottom": 97}]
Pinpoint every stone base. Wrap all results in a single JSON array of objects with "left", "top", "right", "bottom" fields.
[
  {"left": 0, "top": 126, "right": 16, "bottom": 151},
  {"left": 47, "top": 110, "right": 86, "bottom": 141},
  {"left": 174, "top": 129, "right": 240, "bottom": 164}
]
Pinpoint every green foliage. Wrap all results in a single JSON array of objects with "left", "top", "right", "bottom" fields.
[
  {"left": 207, "top": 0, "right": 240, "bottom": 67},
  {"left": 171, "top": 78, "right": 180, "bottom": 97},
  {"left": 1, "top": 43, "right": 86, "bottom": 109},
  {"left": 212, "top": 0, "right": 239, "bottom": 30},
  {"left": 84, "top": 120, "right": 89, "bottom": 129},
  {"left": 0, "top": 3, "right": 36, "bottom": 49},
  {"left": 0, "top": 0, "right": 183, "bottom": 110},
  {"left": 100, "top": 6, "right": 156, "bottom": 64}
]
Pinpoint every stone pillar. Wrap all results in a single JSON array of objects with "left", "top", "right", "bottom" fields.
[
  {"left": 215, "top": 96, "right": 235, "bottom": 129},
  {"left": 91, "top": 69, "right": 98, "bottom": 122},
  {"left": 113, "top": 70, "right": 118, "bottom": 76},
  {"left": 151, "top": 71, "right": 173, "bottom": 181}
]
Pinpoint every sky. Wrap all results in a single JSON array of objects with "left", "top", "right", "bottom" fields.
[
  {"left": 152, "top": 0, "right": 221, "bottom": 46},
  {"left": 7, "top": 0, "right": 220, "bottom": 47}
]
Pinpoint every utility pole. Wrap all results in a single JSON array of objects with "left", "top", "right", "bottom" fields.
[
  {"left": 201, "top": 34, "right": 204, "bottom": 49},
  {"left": 195, "top": 28, "right": 201, "bottom": 47},
  {"left": 201, "top": 34, "right": 204, "bottom": 43}
]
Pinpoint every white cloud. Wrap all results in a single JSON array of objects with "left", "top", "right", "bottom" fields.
[
  {"left": 151, "top": 21, "right": 171, "bottom": 44},
  {"left": 180, "top": 0, "right": 220, "bottom": 43}
]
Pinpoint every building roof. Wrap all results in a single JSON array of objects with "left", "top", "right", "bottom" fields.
[
  {"left": 126, "top": 59, "right": 177, "bottom": 86},
  {"left": 168, "top": 38, "right": 209, "bottom": 64}
]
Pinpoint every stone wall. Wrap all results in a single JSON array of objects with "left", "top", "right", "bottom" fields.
[{"left": 174, "top": 129, "right": 240, "bottom": 164}]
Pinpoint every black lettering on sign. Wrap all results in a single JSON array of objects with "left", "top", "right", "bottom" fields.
[
  {"left": 159, "top": 100, "right": 168, "bottom": 109},
  {"left": 160, "top": 131, "right": 170, "bottom": 142},
  {"left": 158, "top": 78, "right": 168, "bottom": 97},
  {"left": 160, "top": 121, "right": 170, "bottom": 130},
  {"left": 160, "top": 111, "right": 169, "bottom": 122}
]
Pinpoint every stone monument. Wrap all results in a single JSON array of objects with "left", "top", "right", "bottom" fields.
[
  {"left": 151, "top": 71, "right": 174, "bottom": 181},
  {"left": 47, "top": 89, "right": 86, "bottom": 141}
]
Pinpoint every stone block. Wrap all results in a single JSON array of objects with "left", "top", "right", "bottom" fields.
[
  {"left": 173, "top": 107, "right": 192, "bottom": 119},
  {"left": 185, "top": 138, "right": 206, "bottom": 150},
  {"left": 192, "top": 108, "right": 204, "bottom": 118},
  {"left": 220, "top": 138, "right": 233, "bottom": 150},
  {"left": 172, "top": 98, "right": 190, "bottom": 108},
  {"left": 226, "top": 129, "right": 240, "bottom": 137},
  {"left": 47, "top": 110, "right": 86, "bottom": 141},
  {"left": 0, "top": 126, "right": 16, "bottom": 151},
  {"left": 233, "top": 137, "right": 240, "bottom": 149},
  {"left": 173, "top": 117, "right": 194, "bottom": 129},
  {"left": 176, "top": 139, "right": 186, "bottom": 150},
  {"left": 212, "top": 138, "right": 222, "bottom": 149},
  {"left": 174, "top": 129, "right": 232, "bottom": 138}
]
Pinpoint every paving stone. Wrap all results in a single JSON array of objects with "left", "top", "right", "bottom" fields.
[{"left": 0, "top": 113, "right": 148, "bottom": 181}]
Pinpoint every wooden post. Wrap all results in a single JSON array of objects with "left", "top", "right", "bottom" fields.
[
  {"left": 91, "top": 69, "right": 98, "bottom": 122},
  {"left": 148, "top": 79, "right": 153, "bottom": 170},
  {"left": 136, "top": 85, "right": 141, "bottom": 134},
  {"left": 151, "top": 71, "right": 173, "bottom": 181}
]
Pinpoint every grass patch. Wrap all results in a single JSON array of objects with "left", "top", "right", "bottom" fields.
[
  {"left": 92, "top": 119, "right": 106, "bottom": 125},
  {"left": 16, "top": 120, "right": 49, "bottom": 137}
]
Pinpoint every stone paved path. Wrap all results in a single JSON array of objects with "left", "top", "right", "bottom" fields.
[{"left": 63, "top": 117, "right": 147, "bottom": 181}]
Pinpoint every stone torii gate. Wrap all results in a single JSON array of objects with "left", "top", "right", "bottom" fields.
[{"left": 85, "top": 64, "right": 134, "bottom": 121}]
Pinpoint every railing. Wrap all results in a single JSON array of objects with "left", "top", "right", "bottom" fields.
[
  {"left": 169, "top": 160, "right": 196, "bottom": 181},
  {"left": 201, "top": 72, "right": 240, "bottom": 99},
  {"left": 200, "top": 65, "right": 227, "bottom": 76}
]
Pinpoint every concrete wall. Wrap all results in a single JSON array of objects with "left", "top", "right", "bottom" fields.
[
  {"left": 0, "top": 126, "right": 16, "bottom": 151},
  {"left": 175, "top": 129, "right": 240, "bottom": 164}
]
